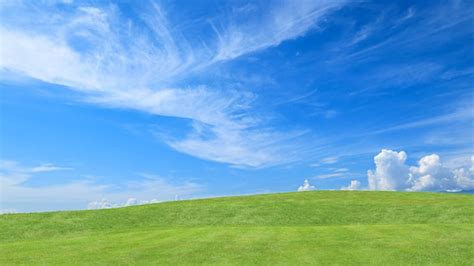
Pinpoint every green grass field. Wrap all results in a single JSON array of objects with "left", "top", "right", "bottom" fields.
[{"left": 1, "top": 191, "right": 473, "bottom": 265}]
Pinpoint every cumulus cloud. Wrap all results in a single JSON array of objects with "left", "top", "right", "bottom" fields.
[
  {"left": 341, "top": 180, "right": 361, "bottom": 191},
  {"left": 367, "top": 149, "right": 474, "bottom": 192},
  {"left": 297, "top": 179, "right": 316, "bottom": 191},
  {"left": 368, "top": 149, "right": 409, "bottom": 190}
]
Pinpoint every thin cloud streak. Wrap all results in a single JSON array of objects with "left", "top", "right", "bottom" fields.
[
  {"left": 368, "top": 106, "right": 473, "bottom": 136},
  {"left": 211, "top": 0, "right": 347, "bottom": 62},
  {"left": 0, "top": 160, "right": 203, "bottom": 212}
]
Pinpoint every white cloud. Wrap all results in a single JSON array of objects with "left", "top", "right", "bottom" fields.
[
  {"left": 320, "top": 156, "right": 339, "bottom": 164},
  {"left": 0, "top": 160, "right": 203, "bottom": 212},
  {"left": 297, "top": 179, "right": 316, "bottom": 191},
  {"left": 87, "top": 199, "right": 116, "bottom": 210},
  {"left": 87, "top": 197, "right": 160, "bottom": 210},
  {"left": 341, "top": 180, "right": 361, "bottom": 191},
  {"left": 31, "top": 163, "right": 72, "bottom": 173},
  {"left": 455, "top": 156, "right": 474, "bottom": 188},
  {"left": 347, "top": 25, "right": 373, "bottom": 46},
  {"left": 124, "top": 197, "right": 139, "bottom": 207},
  {"left": 368, "top": 149, "right": 409, "bottom": 191},
  {"left": 0, "top": 1, "right": 337, "bottom": 167},
  {"left": 211, "top": 0, "right": 346, "bottom": 61},
  {"left": 315, "top": 172, "right": 345, "bottom": 179},
  {"left": 0, "top": 209, "right": 17, "bottom": 215},
  {"left": 0, "top": 27, "right": 101, "bottom": 91},
  {"left": 0, "top": 160, "right": 70, "bottom": 185},
  {"left": 367, "top": 106, "right": 473, "bottom": 136},
  {"left": 367, "top": 150, "right": 474, "bottom": 192},
  {"left": 408, "top": 154, "right": 474, "bottom": 192}
]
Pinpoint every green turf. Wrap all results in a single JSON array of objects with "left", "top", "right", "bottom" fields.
[{"left": 1, "top": 191, "right": 473, "bottom": 265}]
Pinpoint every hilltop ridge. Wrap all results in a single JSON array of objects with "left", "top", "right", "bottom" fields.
[{"left": 1, "top": 191, "right": 473, "bottom": 265}]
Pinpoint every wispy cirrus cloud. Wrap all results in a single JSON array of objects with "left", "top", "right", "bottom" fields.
[
  {"left": 338, "top": 1, "right": 473, "bottom": 66},
  {"left": 365, "top": 99, "right": 474, "bottom": 136},
  {"left": 31, "top": 163, "right": 72, "bottom": 173},
  {"left": 211, "top": 0, "right": 347, "bottom": 61},
  {"left": 0, "top": 1, "right": 346, "bottom": 167},
  {"left": 0, "top": 160, "right": 71, "bottom": 184},
  {"left": 315, "top": 172, "right": 346, "bottom": 179}
]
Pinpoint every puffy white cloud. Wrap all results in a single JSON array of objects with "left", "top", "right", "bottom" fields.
[
  {"left": 452, "top": 160, "right": 474, "bottom": 191},
  {"left": 408, "top": 154, "right": 447, "bottom": 191},
  {"left": 368, "top": 149, "right": 409, "bottom": 190},
  {"left": 297, "top": 179, "right": 316, "bottom": 191},
  {"left": 408, "top": 154, "right": 474, "bottom": 192},
  {"left": 341, "top": 180, "right": 361, "bottom": 191},
  {"left": 367, "top": 150, "right": 474, "bottom": 192}
]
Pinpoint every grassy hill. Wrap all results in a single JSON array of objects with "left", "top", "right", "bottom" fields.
[{"left": 1, "top": 191, "right": 473, "bottom": 265}]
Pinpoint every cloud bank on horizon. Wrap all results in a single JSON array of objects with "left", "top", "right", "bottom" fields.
[{"left": 0, "top": 0, "right": 473, "bottom": 212}]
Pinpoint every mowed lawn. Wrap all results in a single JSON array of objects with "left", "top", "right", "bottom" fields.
[{"left": 1, "top": 191, "right": 473, "bottom": 265}]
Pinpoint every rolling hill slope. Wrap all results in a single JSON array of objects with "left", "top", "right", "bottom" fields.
[{"left": 1, "top": 191, "right": 473, "bottom": 265}]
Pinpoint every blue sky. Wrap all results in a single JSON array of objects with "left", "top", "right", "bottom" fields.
[{"left": 0, "top": 0, "right": 473, "bottom": 213}]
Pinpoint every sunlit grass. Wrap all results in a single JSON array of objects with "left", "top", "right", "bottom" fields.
[{"left": 1, "top": 191, "right": 473, "bottom": 265}]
